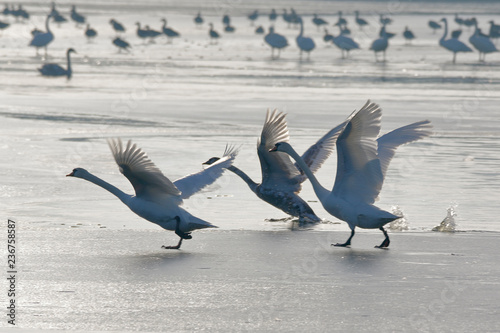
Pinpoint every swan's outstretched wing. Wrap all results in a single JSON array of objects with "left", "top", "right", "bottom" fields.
[
  {"left": 174, "top": 145, "right": 239, "bottom": 199},
  {"left": 332, "top": 100, "right": 383, "bottom": 204},
  {"left": 296, "top": 120, "right": 348, "bottom": 182},
  {"left": 257, "top": 109, "right": 301, "bottom": 191},
  {"left": 377, "top": 120, "right": 432, "bottom": 178},
  {"left": 108, "top": 139, "right": 181, "bottom": 200}
]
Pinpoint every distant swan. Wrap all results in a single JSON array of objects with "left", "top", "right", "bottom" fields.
[
  {"left": 205, "top": 110, "right": 346, "bottom": 223},
  {"left": 354, "top": 10, "right": 368, "bottom": 30},
  {"left": 208, "top": 23, "right": 220, "bottom": 43},
  {"left": 271, "top": 101, "right": 432, "bottom": 248},
  {"left": 312, "top": 14, "right": 328, "bottom": 31},
  {"left": 67, "top": 139, "right": 237, "bottom": 249},
  {"left": 403, "top": 26, "right": 416, "bottom": 44},
  {"left": 70, "top": 5, "right": 85, "bottom": 26},
  {"left": 370, "top": 26, "right": 389, "bottom": 61},
  {"left": 296, "top": 16, "right": 315, "bottom": 58},
  {"left": 264, "top": 26, "right": 288, "bottom": 59},
  {"left": 439, "top": 18, "right": 472, "bottom": 63},
  {"left": 110, "top": 19, "right": 125, "bottom": 34},
  {"left": 85, "top": 24, "right": 97, "bottom": 41},
  {"left": 38, "top": 48, "right": 76, "bottom": 79},
  {"left": 113, "top": 37, "right": 131, "bottom": 52},
  {"left": 331, "top": 26, "right": 360, "bottom": 58},
  {"left": 469, "top": 18, "right": 498, "bottom": 61},
  {"left": 161, "top": 18, "right": 180, "bottom": 42},
  {"left": 194, "top": 12, "right": 204, "bottom": 27},
  {"left": 428, "top": 20, "right": 442, "bottom": 34},
  {"left": 29, "top": 14, "right": 54, "bottom": 56}
]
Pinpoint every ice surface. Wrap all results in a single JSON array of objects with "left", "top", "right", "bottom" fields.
[{"left": 1, "top": 0, "right": 500, "bottom": 331}]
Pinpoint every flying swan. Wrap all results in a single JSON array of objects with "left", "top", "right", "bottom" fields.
[
  {"left": 205, "top": 109, "right": 347, "bottom": 224},
  {"left": 67, "top": 139, "right": 238, "bottom": 249},
  {"left": 271, "top": 101, "right": 432, "bottom": 248}
]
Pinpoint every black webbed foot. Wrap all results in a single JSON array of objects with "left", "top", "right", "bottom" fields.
[{"left": 375, "top": 227, "right": 390, "bottom": 249}]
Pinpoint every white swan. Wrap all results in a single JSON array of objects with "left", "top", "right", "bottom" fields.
[
  {"left": 194, "top": 12, "right": 204, "bottom": 27},
  {"left": 271, "top": 101, "right": 432, "bottom": 248},
  {"left": 370, "top": 27, "right": 389, "bottom": 61},
  {"left": 208, "top": 23, "right": 220, "bottom": 43},
  {"left": 161, "top": 18, "right": 180, "bottom": 42},
  {"left": 469, "top": 19, "right": 498, "bottom": 62},
  {"left": 428, "top": 20, "right": 442, "bottom": 34},
  {"left": 403, "top": 26, "right": 416, "bottom": 44},
  {"left": 296, "top": 17, "right": 315, "bottom": 58},
  {"left": 38, "top": 48, "right": 76, "bottom": 79},
  {"left": 312, "top": 14, "right": 328, "bottom": 31},
  {"left": 110, "top": 19, "right": 125, "bottom": 34},
  {"left": 67, "top": 139, "right": 238, "bottom": 249},
  {"left": 354, "top": 11, "right": 368, "bottom": 30},
  {"left": 113, "top": 37, "right": 131, "bottom": 52},
  {"left": 85, "top": 24, "right": 97, "bottom": 41},
  {"left": 331, "top": 26, "right": 359, "bottom": 58},
  {"left": 439, "top": 18, "right": 472, "bottom": 63},
  {"left": 70, "top": 5, "right": 86, "bottom": 26},
  {"left": 264, "top": 26, "right": 288, "bottom": 59},
  {"left": 205, "top": 110, "right": 345, "bottom": 223},
  {"left": 29, "top": 14, "right": 54, "bottom": 56}
]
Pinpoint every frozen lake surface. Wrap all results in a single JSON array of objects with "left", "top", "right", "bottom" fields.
[{"left": 1, "top": 0, "right": 500, "bottom": 331}]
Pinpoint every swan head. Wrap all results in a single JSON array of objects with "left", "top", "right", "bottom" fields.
[
  {"left": 66, "top": 167, "right": 89, "bottom": 178},
  {"left": 269, "top": 141, "right": 291, "bottom": 153},
  {"left": 67, "top": 48, "right": 76, "bottom": 55},
  {"left": 202, "top": 157, "right": 220, "bottom": 166}
]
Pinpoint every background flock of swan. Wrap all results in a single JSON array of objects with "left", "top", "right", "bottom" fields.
[{"left": 1, "top": 3, "right": 499, "bottom": 80}]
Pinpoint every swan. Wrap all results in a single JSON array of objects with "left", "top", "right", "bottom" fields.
[
  {"left": 85, "top": 24, "right": 97, "bottom": 41},
  {"left": 439, "top": 18, "right": 472, "bottom": 63},
  {"left": 265, "top": 26, "right": 288, "bottom": 59},
  {"left": 296, "top": 17, "right": 315, "bottom": 58},
  {"left": 29, "top": 14, "right": 54, "bottom": 56},
  {"left": 194, "top": 12, "right": 203, "bottom": 27},
  {"left": 269, "top": 9, "right": 277, "bottom": 22},
  {"left": 312, "top": 14, "right": 328, "bottom": 31},
  {"left": 454, "top": 14, "right": 464, "bottom": 27},
  {"left": 335, "top": 11, "right": 347, "bottom": 27},
  {"left": 161, "top": 18, "right": 180, "bottom": 42},
  {"left": 112, "top": 37, "right": 131, "bottom": 52},
  {"left": 144, "top": 25, "right": 162, "bottom": 41},
  {"left": 255, "top": 25, "right": 265, "bottom": 34},
  {"left": 331, "top": 26, "right": 360, "bottom": 58},
  {"left": 38, "top": 48, "right": 76, "bottom": 79},
  {"left": 379, "top": 25, "right": 395, "bottom": 39},
  {"left": 488, "top": 21, "right": 500, "bottom": 40},
  {"left": 428, "top": 20, "right": 442, "bottom": 34},
  {"left": 67, "top": 139, "right": 238, "bottom": 249},
  {"left": 370, "top": 26, "right": 389, "bottom": 61},
  {"left": 323, "top": 29, "right": 333, "bottom": 43},
  {"left": 70, "top": 5, "right": 86, "bottom": 26},
  {"left": 248, "top": 10, "right": 258, "bottom": 26},
  {"left": 0, "top": 20, "right": 9, "bottom": 32},
  {"left": 271, "top": 101, "right": 432, "bottom": 248},
  {"left": 50, "top": 2, "right": 67, "bottom": 26},
  {"left": 224, "top": 23, "right": 235, "bottom": 33},
  {"left": 204, "top": 110, "right": 346, "bottom": 223},
  {"left": 354, "top": 11, "right": 368, "bottom": 30},
  {"left": 403, "top": 26, "right": 416, "bottom": 44},
  {"left": 469, "top": 19, "right": 498, "bottom": 61},
  {"left": 135, "top": 22, "right": 149, "bottom": 41},
  {"left": 379, "top": 14, "right": 392, "bottom": 26},
  {"left": 208, "top": 23, "right": 220, "bottom": 43},
  {"left": 110, "top": 19, "right": 125, "bottom": 34}
]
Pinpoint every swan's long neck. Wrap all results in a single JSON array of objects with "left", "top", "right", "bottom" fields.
[
  {"left": 282, "top": 145, "right": 329, "bottom": 200},
  {"left": 441, "top": 19, "right": 448, "bottom": 41},
  {"left": 299, "top": 19, "right": 304, "bottom": 37},
  {"left": 227, "top": 166, "right": 259, "bottom": 193},
  {"left": 81, "top": 172, "right": 131, "bottom": 204},
  {"left": 162, "top": 20, "right": 166, "bottom": 29},
  {"left": 66, "top": 51, "right": 72, "bottom": 78},
  {"left": 45, "top": 14, "right": 51, "bottom": 33}
]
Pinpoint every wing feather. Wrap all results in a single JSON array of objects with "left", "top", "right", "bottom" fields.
[
  {"left": 107, "top": 138, "right": 181, "bottom": 199},
  {"left": 174, "top": 145, "right": 239, "bottom": 199},
  {"left": 377, "top": 120, "right": 433, "bottom": 178},
  {"left": 257, "top": 109, "right": 301, "bottom": 191},
  {"left": 332, "top": 100, "right": 383, "bottom": 204}
]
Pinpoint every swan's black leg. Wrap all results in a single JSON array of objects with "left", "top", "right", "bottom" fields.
[
  {"left": 333, "top": 229, "right": 355, "bottom": 247},
  {"left": 375, "top": 227, "right": 390, "bottom": 249},
  {"left": 161, "top": 216, "right": 191, "bottom": 250}
]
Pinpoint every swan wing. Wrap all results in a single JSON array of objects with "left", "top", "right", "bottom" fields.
[
  {"left": 39, "top": 63, "right": 66, "bottom": 76},
  {"left": 108, "top": 138, "right": 181, "bottom": 200},
  {"left": 332, "top": 100, "right": 383, "bottom": 204},
  {"left": 377, "top": 120, "right": 433, "bottom": 179},
  {"left": 174, "top": 144, "right": 238, "bottom": 199},
  {"left": 257, "top": 109, "right": 301, "bottom": 191},
  {"left": 296, "top": 120, "right": 347, "bottom": 181}
]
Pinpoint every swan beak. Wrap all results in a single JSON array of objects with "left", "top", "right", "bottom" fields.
[
  {"left": 66, "top": 171, "right": 75, "bottom": 177},
  {"left": 269, "top": 146, "right": 278, "bottom": 152}
]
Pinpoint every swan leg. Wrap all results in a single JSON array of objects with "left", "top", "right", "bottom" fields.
[
  {"left": 162, "top": 238, "right": 183, "bottom": 250},
  {"left": 375, "top": 227, "right": 390, "bottom": 249},
  {"left": 333, "top": 229, "right": 355, "bottom": 247}
]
